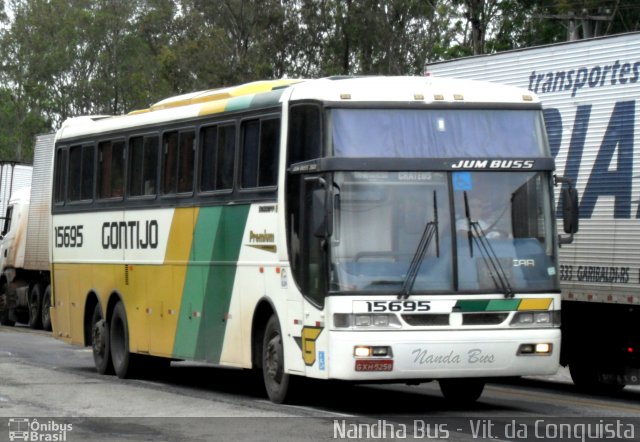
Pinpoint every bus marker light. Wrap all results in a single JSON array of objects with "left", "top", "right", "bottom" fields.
[
  {"left": 340, "top": 93, "right": 351, "bottom": 100},
  {"left": 355, "top": 359, "right": 393, "bottom": 372},
  {"left": 414, "top": 94, "right": 425, "bottom": 100},
  {"left": 454, "top": 94, "right": 464, "bottom": 100},
  {"left": 434, "top": 94, "right": 444, "bottom": 100}
]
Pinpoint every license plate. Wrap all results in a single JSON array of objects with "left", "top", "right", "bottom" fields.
[{"left": 355, "top": 359, "right": 393, "bottom": 372}]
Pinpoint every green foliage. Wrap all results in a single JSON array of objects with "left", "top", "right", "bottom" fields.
[{"left": 0, "top": 0, "right": 637, "bottom": 162}]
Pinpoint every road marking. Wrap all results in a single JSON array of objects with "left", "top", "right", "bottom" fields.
[{"left": 487, "top": 385, "right": 640, "bottom": 414}]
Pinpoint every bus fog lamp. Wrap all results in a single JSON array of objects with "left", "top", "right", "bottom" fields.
[
  {"left": 354, "top": 346, "right": 391, "bottom": 358},
  {"left": 535, "top": 343, "right": 552, "bottom": 354},
  {"left": 518, "top": 343, "right": 552, "bottom": 355}
]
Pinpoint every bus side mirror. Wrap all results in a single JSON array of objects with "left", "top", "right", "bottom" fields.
[
  {"left": 307, "top": 177, "right": 333, "bottom": 238},
  {"left": 562, "top": 187, "right": 579, "bottom": 234},
  {"left": 555, "top": 175, "right": 579, "bottom": 245}
]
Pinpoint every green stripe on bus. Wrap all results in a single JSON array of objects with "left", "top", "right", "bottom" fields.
[
  {"left": 485, "top": 299, "right": 521, "bottom": 311},
  {"left": 173, "top": 205, "right": 250, "bottom": 361},
  {"left": 454, "top": 300, "right": 490, "bottom": 312},
  {"left": 225, "top": 95, "right": 254, "bottom": 112},
  {"left": 455, "top": 299, "right": 523, "bottom": 312}
]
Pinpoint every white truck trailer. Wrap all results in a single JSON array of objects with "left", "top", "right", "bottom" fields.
[
  {"left": 0, "top": 134, "right": 54, "bottom": 330},
  {"left": 428, "top": 32, "right": 640, "bottom": 389}
]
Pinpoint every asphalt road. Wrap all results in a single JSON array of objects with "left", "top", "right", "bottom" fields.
[{"left": 1, "top": 325, "right": 639, "bottom": 441}]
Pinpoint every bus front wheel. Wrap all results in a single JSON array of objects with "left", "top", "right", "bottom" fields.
[
  {"left": 262, "top": 315, "right": 292, "bottom": 403},
  {"left": 439, "top": 378, "right": 485, "bottom": 404}
]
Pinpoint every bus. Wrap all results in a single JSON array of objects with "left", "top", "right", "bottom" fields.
[{"left": 49, "top": 76, "right": 577, "bottom": 404}]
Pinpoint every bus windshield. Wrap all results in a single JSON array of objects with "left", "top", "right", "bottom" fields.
[
  {"left": 329, "top": 108, "right": 549, "bottom": 158},
  {"left": 329, "top": 170, "right": 559, "bottom": 294}
]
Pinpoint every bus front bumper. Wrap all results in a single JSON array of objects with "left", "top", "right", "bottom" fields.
[{"left": 327, "top": 328, "right": 560, "bottom": 381}]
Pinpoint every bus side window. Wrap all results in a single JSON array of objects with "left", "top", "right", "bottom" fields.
[
  {"left": 98, "top": 140, "right": 125, "bottom": 199},
  {"left": 241, "top": 117, "right": 280, "bottom": 189},
  {"left": 68, "top": 144, "right": 95, "bottom": 202},
  {"left": 201, "top": 124, "right": 236, "bottom": 193},
  {"left": 129, "top": 135, "right": 158, "bottom": 197},
  {"left": 162, "top": 131, "right": 179, "bottom": 194},
  {"left": 163, "top": 130, "right": 195, "bottom": 195},
  {"left": 177, "top": 130, "right": 195, "bottom": 193},
  {"left": 53, "top": 148, "right": 67, "bottom": 204},
  {"left": 287, "top": 104, "right": 321, "bottom": 166}
]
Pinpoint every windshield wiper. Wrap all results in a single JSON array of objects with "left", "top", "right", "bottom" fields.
[
  {"left": 399, "top": 191, "right": 439, "bottom": 299},
  {"left": 463, "top": 191, "right": 514, "bottom": 298}
]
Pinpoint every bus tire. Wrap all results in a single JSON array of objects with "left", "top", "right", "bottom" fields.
[
  {"left": 110, "top": 301, "right": 137, "bottom": 379},
  {"left": 439, "top": 378, "right": 485, "bottom": 403},
  {"left": 41, "top": 285, "right": 52, "bottom": 331},
  {"left": 28, "top": 283, "right": 43, "bottom": 330},
  {"left": 91, "top": 304, "right": 114, "bottom": 375},
  {"left": 262, "top": 314, "right": 292, "bottom": 403}
]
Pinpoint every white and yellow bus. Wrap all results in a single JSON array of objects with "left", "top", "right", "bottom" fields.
[{"left": 50, "top": 76, "right": 575, "bottom": 403}]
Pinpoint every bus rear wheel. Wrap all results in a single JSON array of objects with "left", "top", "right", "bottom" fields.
[
  {"left": 439, "top": 378, "right": 485, "bottom": 404},
  {"left": 41, "top": 285, "right": 52, "bottom": 331},
  {"left": 262, "top": 315, "right": 292, "bottom": 403},
  {"left": 92, "top": 304, "right": 114, "bottom": 375},
  {"left": 110, "top": 301, "right": 137, "bottom": 379}
]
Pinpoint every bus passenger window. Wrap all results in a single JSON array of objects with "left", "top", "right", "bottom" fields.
[
  {"left": 202, "top": 124, "right": 236, "bottom": 192},
  {"left": 163, "top": 130, "right": 194, "bottom": 195},
  {"left": 241, "top": 118, "right": 280, "bottom": 189},
  {"left": 98, "top": 140, "right": 125, "bottom": 199},
  {"left": 163, "top": 132, "right": 179, "bottom": 194},
  {"left": 129, "top": 135, "right": 158, "bottom": 197},
  {"left": 53, "top": 149, "right": 67, "bottom": 204},
  {"left": 259, "top": 119, "right": 280, "bottom": 187},
  {"left": 177, "top": 131, "right": 195, "bottom": 193},
  {"left": 68, "top": 144, "right": 94, "bottom": 202}
]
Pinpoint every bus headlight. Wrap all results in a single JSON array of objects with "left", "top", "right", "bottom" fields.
[
  {"left": 334, "top": 313, "right": 402, "bottom": 329},
  {"left": 510, "top": 311, "right": 560, "bottom": 328}
]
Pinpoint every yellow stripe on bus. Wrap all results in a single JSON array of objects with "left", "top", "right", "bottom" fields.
[{"left": 518, "top": 298, "right": 553, "bottom": 311}]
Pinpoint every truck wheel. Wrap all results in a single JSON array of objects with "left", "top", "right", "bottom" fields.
[
  {"left": 262, "top": 314, "right": 293, "bottom": 403},
  {"left": 41, "top": 285, "right": 52, "bottom": 331},
  {"left": 0, "top": 310, "right": 15, "bottom": 327},
  {"left": 439, "top": 378, "right": 485, "bottom": 404},
  {"left": 569, "top": 363, "right": 625, "bottom": 392},
  {"left": 28, "top": 284, "right": 43, "bottom": 330},
  {"left": 110, "top": 301, "right": 138, "bottom": 379},
  {"left": 91, "top": 304, "right": 114, "bottom": 375},
  {"left": 0, "top": 282, "right": 15, "bottom": 326}
]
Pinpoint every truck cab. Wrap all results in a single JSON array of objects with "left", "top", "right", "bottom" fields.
[
  {"left": 0, "top": 187, "right": 34, "bottom": 327},
  {"left": 0, "top": 187, "right": 31, "bottom": 273}
]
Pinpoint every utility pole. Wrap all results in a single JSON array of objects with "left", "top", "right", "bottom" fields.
[{"left": 535, "top": 9, "right": 613, "bottom": 41}]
